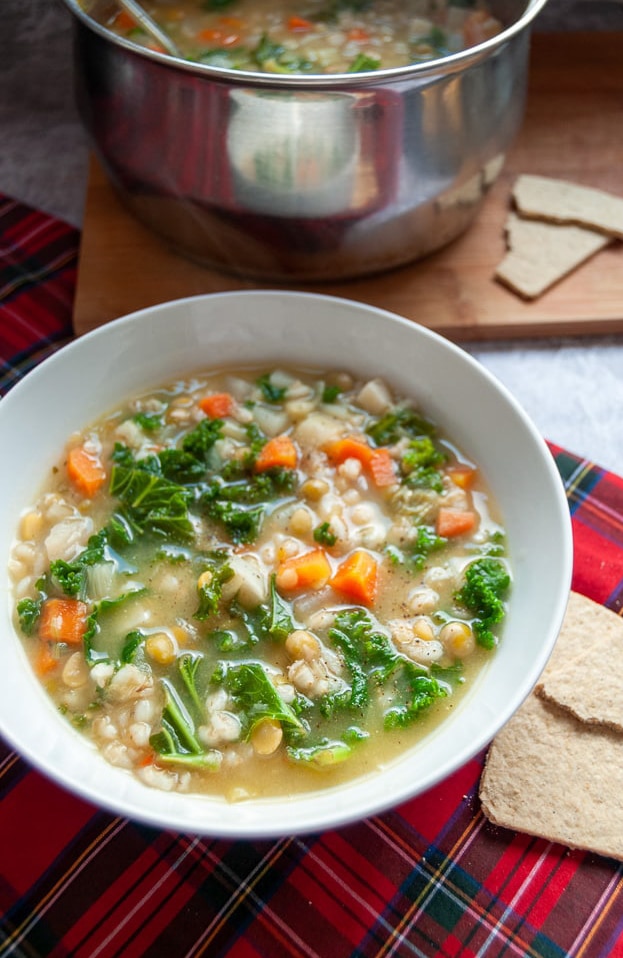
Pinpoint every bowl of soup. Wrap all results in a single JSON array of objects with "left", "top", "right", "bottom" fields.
[
  {"left": 61, "top": 0, "right": 548, "bottom": 280},
  {"left": 0, "top": 291, "right": 572, "bottom": 836}
]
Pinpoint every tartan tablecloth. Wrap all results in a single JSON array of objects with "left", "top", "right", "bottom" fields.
[{"left": 1, "top": 195, "right": 623, "bottom": 958}]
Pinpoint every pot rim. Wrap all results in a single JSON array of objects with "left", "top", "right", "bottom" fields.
[{"left": 60, "top": 0, "right": 549, "bottom": 88}]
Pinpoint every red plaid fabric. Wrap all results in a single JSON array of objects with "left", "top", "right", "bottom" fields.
[{"left": 1, "top": 196, "right": 622, "bottom": 958}]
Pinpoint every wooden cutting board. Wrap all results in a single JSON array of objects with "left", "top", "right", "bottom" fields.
[{"left": 73, "top": 31, "right": 623, "bottom": 340}]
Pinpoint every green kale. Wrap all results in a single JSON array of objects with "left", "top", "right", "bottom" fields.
[
  {"left": 200, "top": 465, "right": 296, "bottom": 545},
  {"left": 244, "top": 421, "right": 269, "bottom": 461},
  {"left": 106, "top": 513, "right": 137, "bottom": 550},
  {"left": 255, "top": 372, "right": 287, "bottom": 403},
  {"left": 384, "top": 672, "right": 446, "bottom": 730},
  {"left": 202, "top": 0, "right": 235, "bottom": 8},
  {"left": 287, "top": 739, "right": 352, "bottom": 767},
  {"left": 206, "top": 628, "right": 246, "bottom": 652},
  {"left": 110, "top": 464, "right": 194, "bottom": 543},
  {"left": 111, "top": 442, "right": 136, "bottom": 468},
  {"left": 322, "top": 384, "right": 341, "bottom": 404},
  {"left": 212, "top": 660, "right": 304, "bottom": 738},
  {"left": 454, "top": 557, "right": 511, "bottom": 650},
  {"left": 17, "top": 596, "right": 43, "bottom": 635},
  {"left": 313, "top": 521, "right": 337, "bottom": 547},
  {"left": 133, "top": 412, "right": 162, "bottom": 432},
  {"left": 178, "top": 652, "right": 204, "bottom": 712},
  {"left": 323, "top": 609, "right": 411, "bottom": 714},
  {"left": 328, "top": 612, "right": 370, "bottom": 711},
  {"left": 83, "top": 589, "right": 147, "bottom": 665},
  {"left": 120, "top": 630, "right": 144, "bottom": 664},
  {"left": 401, "top": 436, "right": 446, "bottom": 474},
  {"left": 181, "top": 417, "right": 224, "bottom": 460},
  {"left": 157, "top": 449, "right": 207, "bottom": 484},
  {"left": 150, "top": 677, "right": 219, "bottom": 769},
  {"left": 204, "top": 469, "right": 296, "bottom": 506},
  {"left": 227, "top": 576, "right": 295, "bottom": 646},
  {"left": 225, "top": 601, "right": 263, "bottom": 649},
  {"left": 203, "top": 499, "right": 264, "bottom": 545},
  {"left": 326, "top": 609, "right": 447, "bottom": 728},
  {"left": 49, "top": 529, "right": 109, "bottom": 598},
  {"left": 403, "top": 466, "right": 445, "bottom": 493},
  {"left": 264, "top": 575, "right": 295, "bottom": 642},
  {"left": 413, "top": 26, "right": 449, "bottom": 58},
  {"left": 194, "top": 554, "right": 234, "bottom": 620},
  {"left": 348, "top": 53, "right": 381, "bottom": 72},
  {"left": 387, "top": 525, "right": 447, "bottom": 572},
  {"left": 366, "top": 407, "right": 436, "bottom": 447},
  {"left": 252, "top": 35, "right": 284, "bottom": 67}
]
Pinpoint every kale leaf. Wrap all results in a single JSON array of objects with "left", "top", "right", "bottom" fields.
[
  {"left": 287, "top": 739, "right": 352, "bottom": 767},
  {"left": 82, "top": 589, "right": 147, "bottom": 665},
  {"left": 133, "top": 412, "right": 163, "bottom": 432},
  {"left": 366, "top": 407, "right": 436, "bottom": 446},
  {"left": 150, "top": 676, "right": 220, "bottom": 769},
  {"left": 203, "top": 499, "right": 264, "bottom": 545},
  {"left": 49, "top": 529, "right": 109, "bottom": 598},
  {"left": 263, "top": 574, "right": 295, "bottom": 642},
  {"left": 227, "top": 577, "right": 295, "bottom": 646},
  {"left": 181, "top": 417, "right": 224, "bottom": 460},
  {"left": 212, "top": 661, "right": 303, "bottom": 738},
  {"left": 387, "top": 525, "right": 447, "bottom": 572},
  {"left": 454, "top": 557, "right": 511, "bottom": 650},
  {"left": 400, "top": 436, "right": 447, "bottom": 492},
  {"left": 383, "top": 671, "right": 446, "bottom": 730},
  {"left": 348, "top": 53, "right": 381, "bottom": 72},
  {"left": 314, "top": 521, "right": 337, "bottom": 547},
  {"left": 110, "top": 464, "right": 195, "bottom": 543},
  {"left": 17, "top": 595, "right": 43, "bottom": 636},
  {"left": 255, "top": 372, "right": 287, "bottom": 403},
  {"left": 194, "top": 554, "right": 234, "bottom": 620},
  {"left": 325, "top": 609, "right": 447, "bottom": 728},
  {"left": 322, "top": 385, "right": 341, "bottom": 404}
]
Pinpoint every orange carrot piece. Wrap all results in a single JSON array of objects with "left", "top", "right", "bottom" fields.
[
  {"left": 324, "top": 436, "right": 396, "bottom": 488},
  {"left": 114, "top": 10, "right": 136, "bottom": 31},
  {"left": 368, "top": 448, "right": 397, "bottom": 488},
  {"left": 436, "top": 508, "right": 477, "bottom": 538},
  {"left": 254, "top": 435, "right": 298, "bottom": 472},
  {"left": 330, "top": 549, "right": 378, "bottom": 606},
  {"left": 347, "top": 27, "right": 370, "bottom": 41},
  {"left": 324, "top": 436, "right": 373, "bottom": 467},
  {"left": 67, "top": 445, "right": 106, "bottom": 498},
  {"left": 287, "top": 15, "right": 314, "bottom": 31},
  {"left": 34, "top": 642, "right": 60, "bottom": 677},
  {"left": 276, "top": 548, "right": 332, "bottom": 592},
  {"left": 39, "top": 598, "right": 89, "bottom": 646},
  {"left": 138, "top": 751, "right": 156, "bottom": 768},
  {"left": 198, "top": 27, "right": 240, "bottom": 46},
  {"left": 199, "top": 392, "right": 234, "bottom": 419},
  {"left": 447, "top": 465, "right": 477, "bottom": 489}
]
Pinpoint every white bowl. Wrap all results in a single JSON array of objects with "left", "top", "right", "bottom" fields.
[{"left": 0, "top": 291, "right": 572, "bottom": 837}]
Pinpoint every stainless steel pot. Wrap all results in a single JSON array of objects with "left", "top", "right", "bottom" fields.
[{"left": 62, "top": 0, "right": 549, "bottom": 281}]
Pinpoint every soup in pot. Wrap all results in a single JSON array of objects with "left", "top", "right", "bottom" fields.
[{"left": 95, "top": 0, "right": 504, "bottom": 74}]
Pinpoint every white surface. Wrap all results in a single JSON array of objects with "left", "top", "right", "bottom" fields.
[
  {"left": 2, "top": 0, "right": 623, "bottom": 475},
  {"left": 0, "top": 291, "right": 573, "bottom": 836}
]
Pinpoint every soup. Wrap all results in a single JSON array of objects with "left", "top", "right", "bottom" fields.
[
  {"left": 11, "top": 367, "right": 510, "bottom": 800},
  {"left": 97, "top": 0, "right": 504, "bottom": 74}
]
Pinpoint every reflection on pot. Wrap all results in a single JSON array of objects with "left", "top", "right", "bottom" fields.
[{"left": 227, "top": 91, "right": 359, "bottom": 218}]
